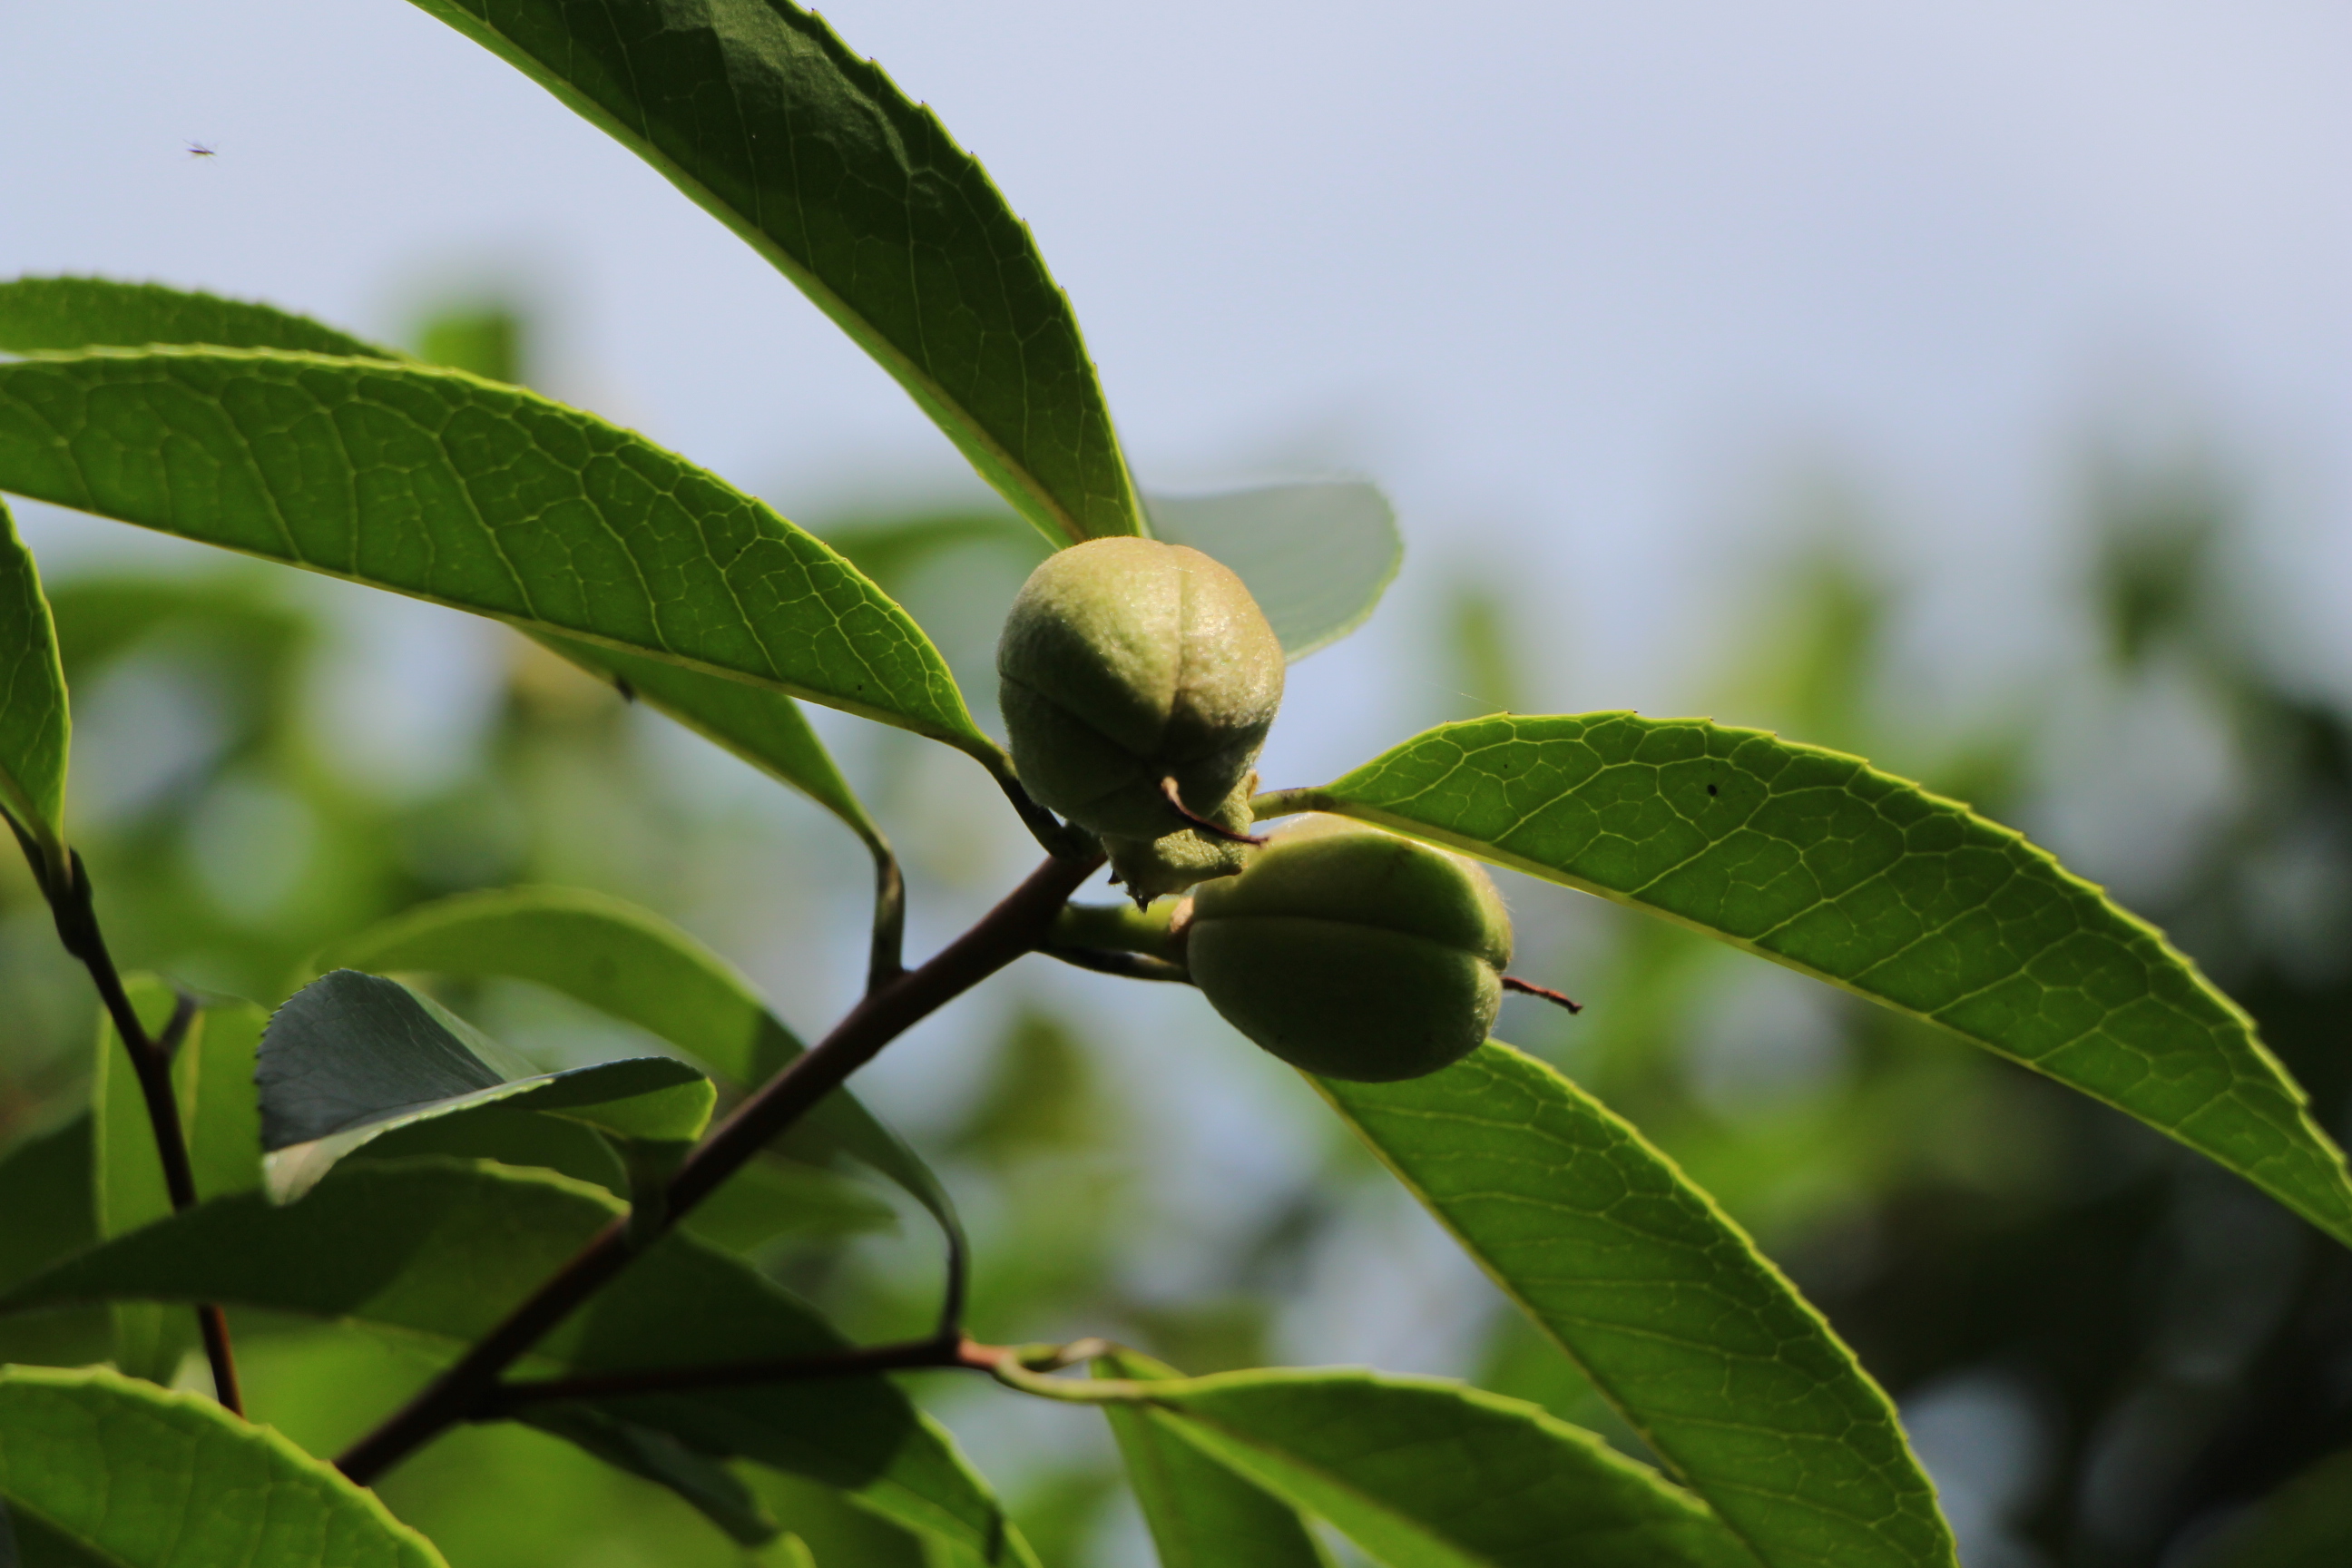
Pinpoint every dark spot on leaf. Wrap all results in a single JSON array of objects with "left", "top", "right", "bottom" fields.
[
  {"left": 612, "top": 676, "right": 637, "bottom": 703},
  {"left": 1706, "top": 784, "right": 1719, "bottom": 797}
]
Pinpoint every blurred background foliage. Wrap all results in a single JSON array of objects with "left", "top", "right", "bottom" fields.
[{"left": 2, "top": 299, "right": 2348, "bottom": 1568}]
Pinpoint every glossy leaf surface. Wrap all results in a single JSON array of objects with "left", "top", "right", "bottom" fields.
[
  {"left": 1095, "top": 1352, "right": 1334, "bottom": 1568},
  {"left": 1318, "top": 1042, "right": 1952, "bottom": 1568},
  {"left": 257, "top": 969, "right": 711, "bottom": 1201},
  {"left": 0, "top": 1366, "right": 446, "bottom": 1567},
  {"left": 0, "top": 348, "right": 994, "bottom": 757},
  {"left": 1104, "top": 1360, "right": 1756, "bottom": 1568},
  {"left": 309, "top": 888, "right": 953, "bottom": 1222},
  {"left": 1147, "top": 483, "right": 1402, "bottom": 660},
  {"left": 0, "top": 1161, "right": 1030, "bottom": 1564},
  {"left": 0, "top": 276, "right": 884, "bottom": 844},
  {"left": 1294, "top": 713, "right": 2352, "bottom": 1247},
  {"left": 0, "top": 497, "right": 66, "bottom": 878},
  {"left": 406, "top": 0, "right": 1143, "bottom": 545},
  {"left": 0, "top": 276, "right": 397, "bottom": 360}
]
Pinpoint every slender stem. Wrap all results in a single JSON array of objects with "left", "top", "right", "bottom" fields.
[
  {"left": 985, "top": 757, "right": 1097, "bottom": 860},
  {"left": 1247, "top": 786, "right": 1330, "bottom": 822},
  {"left": 865, "top": 839, "right": 906, "bottom": 993},
  {"left": 30, "top": 849, "right": 244, "bottom": 1415},
  {"left": 336, "top": 848, "right": 1103, "bottom": 1486},
  {"left": 1503, "top": 975, "right": 1583, "bottom": 1014},
  {"left": 477, "top": 1333, "right": 996, "bottom": 1413}
]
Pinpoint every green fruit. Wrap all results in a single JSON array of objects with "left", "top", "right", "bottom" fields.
[
  {"left": 1182, "top": 817, "right": 1512, "bottom": 1082},
  {"left": 998, "top": 537, "right": 1283, "bottom": 897}
]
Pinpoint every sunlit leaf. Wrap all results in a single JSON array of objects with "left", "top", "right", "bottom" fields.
[
  {"left": 0, "top": 1365, "right": 446, "bottom": 1567},
  {"left": 256, "top": 969, "right": 712, "bottom": 1203},
  {"left": 404, "top": 0, "right": 1145, "bottom": 545},
  {"left": 1095, "top": 1352, "right": 1335, "bottom": 1568},
  {"left": 0, "top": 348, "right": 998, "bottom": 761},
  {"left": 1088, "top": 1357, "right": 1758, "bottom": 1568},
  {"left": 0, "top": 497, "right": 67, "bottom": 882},
  {"left": 1288, "top": 714, "right": 2352, "bottom": 1248},
  {"left": 308, "top": 888, "right": 954, "bottom": 1226},
  {"left": 1317, "top": 1042, "right": 1954, "bottom": 1568},
  {"left": 1147, "top": 483, "right": 1402, "bottom": 660},
  {"left": 0, "top": 276, "right": 887, "bottom": 850},
  {"left": 0, "top": 275, "right": 398, "bottom": 361},
  {"left": 0, "top": 1161, "right": 1033, "bottom": 1565}
]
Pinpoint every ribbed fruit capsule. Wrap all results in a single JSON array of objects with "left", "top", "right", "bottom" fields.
[
  {"left": 997, "top": 537, "right": 1283, "bottom": 898},
  {"left": 1181, "top": 816, "right": 1512, "bottom": 1082}
]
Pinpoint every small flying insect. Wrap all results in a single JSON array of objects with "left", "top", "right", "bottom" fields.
[{"left": 186, "top": 141, "right": 217, "bottom": 158}]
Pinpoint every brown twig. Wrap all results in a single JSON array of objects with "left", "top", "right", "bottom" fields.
[
  {"left": 477, "top": 1334, "right": 1000, "bottom": 1413},
  {"left": 32, "top": 846, "right": 244, "bottom": 1414},
  {"left": 1503, "top": 975, "right": 1583, "bottom": 1014},
  {"left": 1159, "top": 776, "right": 1267, "bottom": 846},
  {"left": 335, "top": 847, "right": 1104, "bottom": 1486}
]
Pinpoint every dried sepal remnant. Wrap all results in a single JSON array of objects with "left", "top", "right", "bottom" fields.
[
  {"left": 1183, "top": 817, "right": 1513, "bottom": 1082},
  {"left": 998, "top": 537, "right": 1283, "bottom": 898}
]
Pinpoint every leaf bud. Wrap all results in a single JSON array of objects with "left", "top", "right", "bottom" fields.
[
  {"left": 1181, "top": 816, "right": 1512, "bottom": 1082},
  {"left": 998, "top": 537, "right": 1283, "bottom": 897}
]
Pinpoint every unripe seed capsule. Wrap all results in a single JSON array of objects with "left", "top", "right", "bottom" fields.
[
  {"left": 998, "top": 537, "right": 1284, "bottom": 897},
  {"left": 1182, "top": 816, "right": 1512, "bottom": 1082}
]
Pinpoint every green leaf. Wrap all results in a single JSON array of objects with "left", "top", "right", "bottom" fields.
[
  {"left": 0, "top": 497, "right": 67, "bottom": 882},
  {"left": 1315, "top": 1043, "right": 1951, "bottom": 1568},
  {"left": 0, "top": 1115, "right": 108, "bottom": 1368},
  {"left": 402, "top": 0, "right": 1144, "bottom": 545},
  {"left": 92, "top": 986, "right": 270, "bottom": 1378},
  {"left": 309, "top": 887, "right": 955, "bottom": 1224},
  {"left": 0, "top": 276, "right": 399, "bottom": 361},
  {"left": 514, "top": 1404, "right": 779, "bottom": 1547},
  {"left": 0, "top": 276, "right": 887, "bottom": 854},
  {"left": 0, "top": 1161, "right": 1033, "bottom": 1566},
  {"left": 2190, "top": 1445, "right": 2352, "bottom": 1568},
  {"left": 1094, "top": 1353, "right": 1332, "bottom": 1568},
  {"left": 534, "top": 632, "right": 887, "bottom": 849},
  {"left": 92, "top": 979, "right": 199, "bottom": 1383},
  {"left": 1147, "top": 484, "right": 1402, "bottom": 660},
  {"left": 0, "top": 1365, "right": 446, "bottom": 1568},
  {"left": 256, "top": 969, "right": 713, "bottom": 1202},
  {"left": 1291, "top": 713, "right": 2352, "bottom": 1248},
  {"left": 1091, "top": 1358, "right": 1753, "bottom": 1568},
  {"left": 0, "top": 348, "right": 997, "bottom": 760}
]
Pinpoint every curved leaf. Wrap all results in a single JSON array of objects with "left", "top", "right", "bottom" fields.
[
  {"left": 309, "top": 887, "right": 955, "bottom": 1225},
  {"left": 0, "top": 1365, "right": 446, "bottom": 1568},
  {"left": 537, "top": 632, "right": 887, "bottom": 847},
  {"left": 0, "top": 1161, "right": 1034, "bottom": 1566},
  {"left": 406, "top": 0, "right": 1144, "bottom": 545},
  {"left": 1085, "top": 1359, "right": 1758, "bottom": 1568},
  {"left": 0, "top": 278, "right": 885, "bottom": 845},
  {"left": 1147, "top": 483, "right": 1402, "bottom": 661},
  {"left": 0, "top": 348, "right": 996, "bottom": 759},
  {"left": 0, "top": 276, "right": 399, "bottom": 361},
  {"left": 0, "top": 497, "right": 66, "bottom": 881},
  {"left": 1095, "top": 1353, "right": 1334, "bottom": 1568},
  {"left": 1317, "top": 1042, "right": 1953, "bottom": 1568},
  {"left": 257, "top": 969, "right": 711, "bottom": 1202},
  {"left": 1286, "top": 713, "right": 2352, "bottom": 1248}
]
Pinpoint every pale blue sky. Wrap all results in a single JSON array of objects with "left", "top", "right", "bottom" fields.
[{"left": 7, "top": 0, "right": 2349, "bottom": 778}]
